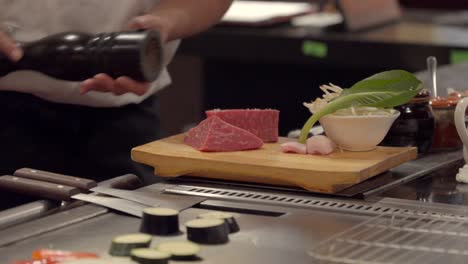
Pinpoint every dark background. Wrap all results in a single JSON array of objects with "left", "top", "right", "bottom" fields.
[{"left": 160, "top": 0, "right": 468, "bottom": 137}]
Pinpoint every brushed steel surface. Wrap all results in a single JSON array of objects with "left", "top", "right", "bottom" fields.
[
  {"left": 1, "top": 201, "right": 368, "bottom": 264},
  {"left": 362, "top": 149, "right": 464, "bottom": 198},
  {"left": 309, "top": 200, "right": 468, "bottom": 263},
  {"left": 373, "top": 158, "right": 468, "bottom": 207},
  {"left": 0, "top": 200, "right": 59, "bottom": 230},
  {"left": 0, "top": 204, "right": 108, "bottom": 247},
  {"left": 165, "top": 185, "right": 401, "bottom": 216},
  {"left": 4, "top": 196, "right": 468, "bottom": 263}
]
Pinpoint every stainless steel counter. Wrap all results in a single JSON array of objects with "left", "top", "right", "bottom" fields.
[
  {"left": 4, "top": 187, "right": 468, "bottom": 263},
  {"left": 1, "top": 197, "right": 369, "bottom": 263},
  {"left": 376, "top": 152, "right": 468, "bottom": 206},
  {"left": 1, "top": 149, "right": 467, "bottom": 263}
]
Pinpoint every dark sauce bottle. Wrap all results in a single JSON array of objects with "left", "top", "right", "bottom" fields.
[
  {"left": 430, "top": 93, "right": 463, "bottom": 149},
  {"left": 0, "top": 30, "right": 163, "bottom": 82},
  {"left": 381, "top": 90, "right": 435, "bottom": 153}
]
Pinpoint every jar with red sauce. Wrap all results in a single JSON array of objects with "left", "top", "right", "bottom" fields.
[
  {"left": 382, "top": 90, "right": 435, "bottom": 153},
  {"left": 430, "top": 94, "right": 463, "bottom": 149}
]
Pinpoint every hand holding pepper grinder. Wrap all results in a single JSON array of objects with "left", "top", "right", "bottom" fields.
[{"left": 0, "top": 30, "right": 163, "bottom": 83}]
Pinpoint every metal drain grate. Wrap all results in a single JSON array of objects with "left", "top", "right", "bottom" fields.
[
  {"left": 309, "top": 211, "right": 468, "bottom": 263},
  {"left": 164, "top": 185, "right": 409, "bottom": 216}
]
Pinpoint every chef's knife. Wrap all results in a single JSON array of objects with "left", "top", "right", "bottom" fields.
[
  {"left": 0, "top": 174, "right": 144, "bottom": 246},
  {"left": 0, "top": 174, "right": 143, "bottom": 229},
  {"left": 71, "top": 193, "right": 145, "bottom": 217},
  {"left": 14, "top": 168, "right": 97, "bottom": 190},
  {"left": 14, "top": 168, "right": 144, "bottom": 191},
  {"left": 12, "top": 168, "right": 206, "bottom": 210},
  {"left": 0, "top": 175, "right": 80, "bottom": 201},
  {"left": 90, "top": 185, "right": 206, "bottom": 211},
  {"left": 89, "top": 186, "right": 159, "bottom": 206},
  {"left": 0, "top": 175, "right": 145, "bottom": 217}
]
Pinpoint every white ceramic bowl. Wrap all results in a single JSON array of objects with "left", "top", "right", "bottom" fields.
[{"left": 319, "top": 111, "right": 400, "bottom": 151}]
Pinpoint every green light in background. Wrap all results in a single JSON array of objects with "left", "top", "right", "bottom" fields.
[
  {"left": 450, "top": 49, "right": 468, "bottom": 64},
  {"left": 302, "top": 40, "right": 328, "bottom": 59}
]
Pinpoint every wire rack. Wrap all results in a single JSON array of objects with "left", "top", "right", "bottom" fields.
[{"left": 308, "top": 211, "right": 468, "bottom": 263}]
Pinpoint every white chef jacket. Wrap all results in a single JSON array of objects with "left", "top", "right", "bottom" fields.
[{"left": 0, "top": 0, "right": 179, "bottom": 107}]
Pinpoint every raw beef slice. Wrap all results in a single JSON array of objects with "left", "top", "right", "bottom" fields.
[
  {"left": 184, "top": 116, "right": 263, "bottom": 152},
  {"left": 205, "top": 109, "right": 279, "bottom": 142}
]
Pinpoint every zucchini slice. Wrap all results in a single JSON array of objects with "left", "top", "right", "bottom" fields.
[
  {"left": 198, "top": 211, "right": 240, "bottom": 233},
  {"left": 131, "top": 248, "right": 171, "bottom": 264},
  {"left": 185, "top": 218, "right": 229, "bottom": 244},
  {"left": 109, "top": 233, "right": 152, "bottom": 256},
  {"left": 140, "top": 207, "right": 180, "bottom": 236},
  {"left": 156, "top": 241, "right": 201, "bottom": 260}
]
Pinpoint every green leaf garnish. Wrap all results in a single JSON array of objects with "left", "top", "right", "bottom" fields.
[{"left": 298, "top": 70, "right": 423, "bottom": 143}]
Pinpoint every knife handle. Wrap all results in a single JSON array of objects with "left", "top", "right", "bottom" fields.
[
  {"left": 98, "top": 174, "right": 143, "bottom": 190},
  {"left": 0, "top": 175, "right": 80, "bottom": 201},
  {"left": 14, "top": 168, "right": 97, "bottom": 190}
]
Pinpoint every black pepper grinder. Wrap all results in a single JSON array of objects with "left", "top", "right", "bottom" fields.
[{"left": 0, "top": 30, "right": 163, "bottom": 82}]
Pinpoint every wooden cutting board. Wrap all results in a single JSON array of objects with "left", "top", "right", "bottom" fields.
[{"left": 131, "top": 134, "right": 417, "bottom": 193}]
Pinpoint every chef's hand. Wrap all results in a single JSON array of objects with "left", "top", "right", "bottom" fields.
[
  {"left": 0, "top": 30, "right": 22, "bottom": 62},
  {"left": 79, "top": 15, "right": 170, "bottom": 95},
  {"left": 80, "top": 74, "right": 151, "bottom": 96}
]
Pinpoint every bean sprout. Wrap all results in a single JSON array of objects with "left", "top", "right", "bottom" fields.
[{"left": 303, "top": 83, "right": 343, "bottom": 114}]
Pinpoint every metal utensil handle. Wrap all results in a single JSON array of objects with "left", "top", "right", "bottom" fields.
[
  {"left": 427, "top": 56, "right": 438, "bottom": 98},
  {"left": 0, "top": 200, "right": 59, "bottom": 230},
  {"left": 0, "top": 175, "right": 80, "bottom": 201},
  {"left": 14, "top": 168, "right": 97, "bottom": 190}
]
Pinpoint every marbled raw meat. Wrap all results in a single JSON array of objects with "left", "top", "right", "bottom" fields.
[
  {"left": 184, "top": 116, "right": 263, "bottom": 152},
  {"left": 206, "top": 109, "right": 279, "bottom": 142}
]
